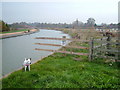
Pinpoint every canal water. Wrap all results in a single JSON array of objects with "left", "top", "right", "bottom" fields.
[{"left": 1, "top": 29, "right": 70, "bottom": 76}]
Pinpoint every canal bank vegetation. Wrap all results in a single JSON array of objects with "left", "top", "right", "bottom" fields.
[
  {"left": 0, "top": 29, "right": 29, "bottom": 34},
  {"left": 0, "top": 21, "right": 10, "bottom": 33},
  {"left": 2, "top": 28, "right": 120, "bottom": 88},
  {"left": 0, "top": 20, "right": 29, "bottom": 34},
  {"left": 55, "top": 28, "right": 104, "bottom": 40}
]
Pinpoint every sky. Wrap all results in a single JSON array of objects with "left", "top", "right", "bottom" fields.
[
  {"left": 1, "top": 0, "right": 120, "bottom": 24},
  {"left": 118, "top": 1, "right": 120, "bottom": 23}
]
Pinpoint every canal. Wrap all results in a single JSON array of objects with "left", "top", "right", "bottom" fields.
[{"left": 1, "top": 29, "right": 70, "bottom": 76}]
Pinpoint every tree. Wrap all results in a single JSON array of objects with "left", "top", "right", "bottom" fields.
[
  {"left": 118, "top": 23, "right": 120, "bottom": 29},
  {"left": 0, "top": 21, "right": 10, "bottom": 32},
  {"left": 72, "top": 19, "right": 84, "bottom": 29},
  {"left": 94, "top": 23, "right": 97, "bottom": 27},
  {"left": 87, "top": 18, "right": 95, "bottom": 27}
]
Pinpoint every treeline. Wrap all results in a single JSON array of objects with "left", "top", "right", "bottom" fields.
[
  {"left": 10, "top": 22, "right": 119, "bottom": 30},
  {"left": 10, "top": 22, "right": 72, "bottom": 29},
  {"left": 0, "top": 20, "right": 10, "bottom": 32},
  {"left": 0, "top": 20, "right": 119, "bottom": 33},
  {"left": 9, "top": 22, "right": 32, "bottom": 29}
]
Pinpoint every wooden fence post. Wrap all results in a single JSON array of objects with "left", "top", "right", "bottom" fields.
[
  {"left": 100, "top": 38, "right": 103, "bottom": 55},
  {"left": 106, "top": 34, "right": 111, "bottom": 55},
  {"left": 115, "top": 39, "right": 120, "bottom": 62},
  {"left": 101, "top": 37, "right": 106, "bottom": 57},
  {"left": 89, "top": 37, "right": 94, "bottom": 61}
]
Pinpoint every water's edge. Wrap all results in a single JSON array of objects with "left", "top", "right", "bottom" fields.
[
  {"left": 0, "top": 52, "right": 54, "bottom": 80},
  {"left": 1, "top": 29, "right": 70, "bottom": 80},
  {"left": 0, "top": 29, "right": 39, "bottom": 39}
]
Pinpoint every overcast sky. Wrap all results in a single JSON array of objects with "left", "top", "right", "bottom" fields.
[
  {"left": 118, "top": 1, "right": 120, "bottom": 23},
  {"left": 1, "top": 0, "right": 119, "bottom": 24}
]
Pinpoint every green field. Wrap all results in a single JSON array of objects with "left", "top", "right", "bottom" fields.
[{"left": 0, "top": 29, "right": 28, "bottom": 34}]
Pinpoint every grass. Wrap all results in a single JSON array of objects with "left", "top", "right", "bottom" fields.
[
  {"left": 2, "top": 28, "right": 120, "bottom": 88},
  {"left": 2, "top": 41, "right": 120, "bottom": 88},
  {"left": 0, "top": 29, "right": 29, "bottom": 34},
  {"left": 2, "top": 53, "right": 120, "bottom": 88}
]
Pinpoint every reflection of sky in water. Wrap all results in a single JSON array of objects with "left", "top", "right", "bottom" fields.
[{"left": 2, "top": 29, "right": 70, "bottom": 76}]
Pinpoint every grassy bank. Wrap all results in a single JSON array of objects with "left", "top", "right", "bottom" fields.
[
  {"left": 0, "top": 29, "right": 29, "bottom": 34},
  {"left": 2, "top": 28, "right": 120, "bottom": 88},
  {"left": 2, "top": 53, "right": 119, "bottom": 88}
]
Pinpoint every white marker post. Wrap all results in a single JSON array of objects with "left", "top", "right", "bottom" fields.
[{"left": 62, "top": 36, "right": 66, "bottom": 46}]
